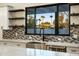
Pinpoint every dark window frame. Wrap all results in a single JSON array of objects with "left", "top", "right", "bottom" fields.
[{"left": 25, "top": 3, "right": 70, "bottom": 36}]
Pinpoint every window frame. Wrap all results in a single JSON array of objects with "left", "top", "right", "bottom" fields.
[{"left": 25, "top": 3, "right": 70, "bottom": 36}]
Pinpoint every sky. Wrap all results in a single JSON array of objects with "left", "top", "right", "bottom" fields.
[{"left": 36, "top": 13, "right": 55, "bottom": 25}]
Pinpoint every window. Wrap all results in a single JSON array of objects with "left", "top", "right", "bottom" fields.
[
  {"left": 27, "top": 8, "right": 35, "bottom": 34},
  {"left": 25, "top": 3, "right": 70, "bottom": 35},
  {"left": 36, "top": 6, "right": 57, "bottom": 34},
  {"left": 58, "top": 4, "right": 69, "bottom": 35}
]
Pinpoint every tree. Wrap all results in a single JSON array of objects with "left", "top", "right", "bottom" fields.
[
  {"left": 50, "top": 15, "right": 53, "bottom": 26},
  {"left": 41, "top": 16, "right": 45, "bottom": 23},
  {"left": 38, "top": 19, "right": 41, "bottom": 28},
  {"left": 28, "top": 16, "right": 34, "bottom": 28}
]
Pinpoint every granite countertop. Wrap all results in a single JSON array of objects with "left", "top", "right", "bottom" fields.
[{"left": 0, "top": 39, "right": 79, "bottom": 47}]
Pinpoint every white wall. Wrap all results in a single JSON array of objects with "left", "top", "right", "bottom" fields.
[
  {"left": 0, "top": 6, "right": 9, "bottom": 29},
  {"left": 0, "top": 3, "right": 51, "bottom": 9},
  {"left": 0, "top": 6, "right": 10, "bottom": 39}
]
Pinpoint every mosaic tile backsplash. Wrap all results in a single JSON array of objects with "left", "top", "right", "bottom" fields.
[{"left": 3, "top": 26, "right": 79, "bottom": 44}]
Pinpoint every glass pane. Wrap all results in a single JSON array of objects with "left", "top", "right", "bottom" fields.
[
  {"left": 27, "top": 8, "right": 35, "bottom": 34},
  {"left": 58, "top": 4, "right": 69, "bottom": 34},
  {"left": 36, "top": 6, "right": 57, "bottom": 34}
]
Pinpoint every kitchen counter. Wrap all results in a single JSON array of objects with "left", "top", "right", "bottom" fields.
[
  {"left": 0, "top": 39, "right": 79, "bottom": 55},
  {"left": 0, "top": 39, "right": 79, "bottom": 47},
  {"left": 0, "top": 45, "right": 78, "bottom": 56}
]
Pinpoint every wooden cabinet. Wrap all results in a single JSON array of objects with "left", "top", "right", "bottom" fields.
[
  {"left": 67, "top": 47, "right": 79, "bottom": 54},
  {"left": 0, "top": 41, "right": 26, "bottom": 56},
  {"left": 0, "top": 41, "right": 79, "bottom": 56},
  {"left": 47, "top": 45, "right": 66, "bottom": 52},
  {"left": 26, "top": 42, "right": 46, "bottom": 50}
]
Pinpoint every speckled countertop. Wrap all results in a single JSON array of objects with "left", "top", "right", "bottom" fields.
[{"left": 0, "top": 39, "right": 79, "bottom": 47}]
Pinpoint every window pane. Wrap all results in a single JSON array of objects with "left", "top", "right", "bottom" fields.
[
  {"left": 27, "top": 8, "right": 35, "bottom": 34},
  {"left": 36, "top": 6, "right": 57, "bottom": 34},
  {"left": 58, "top": 4, "right": 69, "bottom": 34}
]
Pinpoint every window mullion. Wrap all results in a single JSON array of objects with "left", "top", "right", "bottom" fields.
[
  {"left": 34, "top": 8, "right": 36, "bottom": 34},
  {"left": 55, "top": 5, "right": 59, "bottom": 35}
]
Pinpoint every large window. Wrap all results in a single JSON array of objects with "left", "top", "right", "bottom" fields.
[{"left": 25, "top": 3, "right": 70, "bottom": 35}]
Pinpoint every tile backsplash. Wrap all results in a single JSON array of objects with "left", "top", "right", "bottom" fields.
[
  {"left": 3, "top": 26, "right": 43, "bottom": 41},
  {"left": 3, "top": 26, "right": 79, "bottom": 44}
]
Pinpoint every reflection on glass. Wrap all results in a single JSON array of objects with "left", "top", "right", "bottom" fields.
[
  {"left": 36, "top": 6, "right": 56, "bottom": 34},
  {"left": 58, "top": 4, "right": 69, "bottom": 34},
  {"left": 26, "top": 4, "right": 70, "bottom": 35},
  {"left": 27, "top": 8, "right": 35, "bottom": 34}
]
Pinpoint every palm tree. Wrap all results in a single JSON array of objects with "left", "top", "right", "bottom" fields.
[
  {"left": 38, "top": 19, "right": 41, "bottom": 34},
  {"left": 41, "top": 16, "right": 45, "bottom": 34},
  {"left": 28, "top": 16, "right": 34, "bottom": 28},
  {"left": 38, "top": 19, "right": 41, "bottom": 28},
  {"left": 41, "top": 16, "right": 45, "bottom": 23},
  {"left": 50, "top": 15, "right": 53, "bottom": 26}
]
